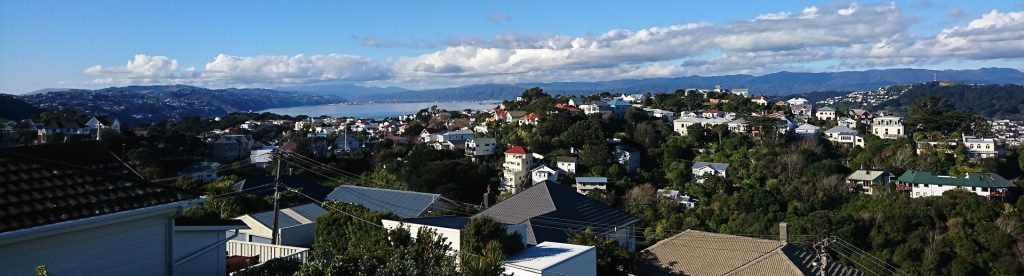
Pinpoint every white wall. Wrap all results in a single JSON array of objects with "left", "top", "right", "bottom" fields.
[
  {"left": 173, "top": 230, "right": 227, "bottom": 276},
  {"left": 382, "top": 220, "right": 464, "bottom": 255},
  {"left": 911, "top": 184, "right": 990, "bottom": 198},
  {"left": 0, "top": 211, "right": 175, "bottom": 276}
]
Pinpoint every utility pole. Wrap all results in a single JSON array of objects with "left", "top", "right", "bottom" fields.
[{"left": 270, "top": 149, "right": 282, "bottom": 245}]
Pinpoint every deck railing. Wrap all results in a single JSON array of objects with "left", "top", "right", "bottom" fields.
[{"left": 226, "top": 240, "right": 309, "bottom": 263}]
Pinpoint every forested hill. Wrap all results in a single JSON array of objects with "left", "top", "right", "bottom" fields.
[
  {"left": 877, "top": 82, "right": 1024, "bottom": 119},
  {"left": 0, "top": 94, "right": 43, "bottom": 120},
  {"left": 18, "top": 85, "right": 345, "bottom": 125}
]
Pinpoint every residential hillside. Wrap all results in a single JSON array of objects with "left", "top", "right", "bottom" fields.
[
  {"left": 18, "top": 85, "right": 345, "bottom": 125},
  {"left": 349, "top": 68, "right": 1024, "bottom": 102},
  {"left": 876, "top": 82, "right": 1024, "bottom": 119},
  {"left": 0, "top": 94, "right": 42, "bottom": 120}
]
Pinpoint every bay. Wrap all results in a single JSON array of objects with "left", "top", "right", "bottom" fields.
[{"left": 257, "top": 101, "right": 501, "bottom": 119}]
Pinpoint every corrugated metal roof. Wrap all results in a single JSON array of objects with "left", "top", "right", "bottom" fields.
[
  {"left": 897, "top": 170, "right": 1015, "bottom": 188},
  {"left": 246, "top": 203, "right": 326, "bottom": 229},
  {"left": 326, "top": 185, "right": 449, "bottom": 218}
]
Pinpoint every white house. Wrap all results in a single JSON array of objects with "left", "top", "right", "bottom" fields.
[
  {"left": 815, "top": 106, "right": 836, "bottom": 121},
  {"left": 556, "top": 156, "right": 578, "bottom": 175},
  {"left": 962, "top": 135, "right": 1003, "bottom": 159},
  {"left": 838, "top": 117, "right": 858, "bottom": 128},
  {"left": 574, "top": 177, "right": 609, "bottom": 195},
  {"left": 504, "top": 242, "right": 597, "bottom": 276},
  {"left": 794, "top": 123, "right": 821, "bottom": 138},
  {"left": 568, "top": 97, "right": 586, "bottom": 107},
  {"left": 846, "top": 170, "right": 893, "bottom": 195},
  {"left": 871, "top": 116, "right": 906, "bottom": 139},
  {"left": 657, "top": 189, "right": 699, "bottom": 209},
  {"left": 531, "top": 165, "right": 559, "bottom": 184},
  {"left": 85, "top": 116, "right": 122, "bottom": 139},
  {"left": 465, "top": 137, "right": 497, "bottom": 159},
  {"left": 502, "top": 146, "right": 536, "bottom": 193},
  {"left": 786, "top": 97, "right": 809, "bottom": 105},
  {"left": 824, "top": 126, "right": 865, "bottom": 148},
  {"left": 672, "top": 117, "right": 733, "bottom": 136},
  {"left": 235, "top": 203, "right": 326, "bottom": 247},
  {"left": 751, "top": 95, "right": 770, "bottom": 105},
  {"left": 896, "top": 171, "right": 1016, "bottom": 200},
  {"left": 441, "top": 129, "right": 475, "bottom": 142},
  {"left": 692, "top": 162, "right": 729, "bottom": 182}
]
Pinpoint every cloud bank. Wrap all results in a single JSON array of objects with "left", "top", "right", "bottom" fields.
[{"left": 83, "top": 4, "right": 1024, "bottom": 88}]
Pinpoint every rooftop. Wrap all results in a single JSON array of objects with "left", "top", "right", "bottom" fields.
[
  {"left": 897, "top": 170, "right": 1015, "bottom": 189},
  {"left": 0, "top": 143, "right": 196, "bottom": 233},
  {"left": 326, "top": 185, "right": 454, "bottom": 218},
  {"left": 505, "top": 146, "right": 528, "bottom": 154},
  {"left": 641, "top": 230, "right": 862, "bottom": 276},
  {"left": 505, "top": 242, "right": 595, "bottom": 272},
  {"left": 846, "top": 170, "right": 890, "bottom": 181},
  {"left": 693, "top": 161, "right": 729, "bottom": 171}
]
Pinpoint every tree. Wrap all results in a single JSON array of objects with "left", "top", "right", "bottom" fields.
[
  {"left": 580, "top": 143, "right": 610, "bottom": 170},
  {"left": 568, "top": 228, "right": 633, "bottom": 275}
]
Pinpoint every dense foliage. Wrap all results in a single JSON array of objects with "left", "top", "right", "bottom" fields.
[{"left": 879, "top": 82, "right": 1024, "bottom": 119}]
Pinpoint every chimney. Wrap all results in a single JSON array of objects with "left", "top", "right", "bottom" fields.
[
  {"left": 779, "top": 222, "right": 788, "bottom": 243},
  {"left": 482, "top": 184, "right": 493, "bottom": 208}
]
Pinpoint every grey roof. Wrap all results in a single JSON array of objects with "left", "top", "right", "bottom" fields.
[
  {"left": 817, "top": 106, "right": 836, "bottom": 111},
  {"left": 247, "top": 203, "right": 326, "bottom": 229},
  {"left": 556, "top": 156, "right": 578, "bottom": 163},
  {"left": 508, "top": 111, "right": 528, "bottom": 118},
  {"left": 474, "top": 181, "right": 638, "bottom": 245},
  {"left": 692, "top": 162, "right": 729, "bottom": 171},
  {"left": 825, "top": 125, "right": 857, "bottom": 134},
  {"left": 846, "top": 170, "right": 890, "bottom": 181},
  {"left": 326, "top": 185, "right": 454, "bottom": 218},
  {"left": 796, "top": 124, "right": 820, "bottom": 131},
  {"left": 575, "top": 177, "right": 608, "bottom": 183},
  {"left": 444, "top": 129, "right": 474, "bottom": 135}
]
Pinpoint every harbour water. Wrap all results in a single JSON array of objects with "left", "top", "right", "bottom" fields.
[{"left": 258, "top": 101, "right": 501, "bottom": 119}]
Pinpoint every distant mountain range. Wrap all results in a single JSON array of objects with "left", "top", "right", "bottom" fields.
[
  {"left": 10, "top": 85, "right": 345, "bottom": 125},
  {"left": 341, "top": 67, "right": 1024, "bottom": 102},
  {"left": 4, "top": 67, "right": 1022, "bottom": 124}
]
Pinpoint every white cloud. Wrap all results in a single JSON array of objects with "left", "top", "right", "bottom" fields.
[
  {"left": 838, "top": 3, "right": 859, "bottom": 16},
  {"left": 800, "top": 6, "right": 819, "bottom": 19},
  {"left": 754, "top": 12, "right": 791, "bottom": 21},
  {"left": 83, "top": 4, "right": 1024, "bottom": 89}
]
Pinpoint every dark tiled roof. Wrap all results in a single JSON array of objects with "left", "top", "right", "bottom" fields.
[
  {"left": 475, "top": 181, "right": 638, "bottom": 244},
  {"left": 0, "top": 144, "right": 196, "bottom": 233},
  {"left": 326, "top": 185, "right": 453, "bottom": 218},
  {"left": 1, "top": 141, "right": 142, "bottom": 178}
]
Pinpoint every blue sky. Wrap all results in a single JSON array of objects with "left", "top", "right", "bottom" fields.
[{"left": 1, "top": 0, "right": 1022, "bottom": 93}]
